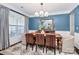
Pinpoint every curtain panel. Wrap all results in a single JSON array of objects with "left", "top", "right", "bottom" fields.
[
  {"left": 0, "top": 5, "right": 10, "bottom": 50},
  {"left": 24, "top": 16, "right": 29, "bottom": 33}
]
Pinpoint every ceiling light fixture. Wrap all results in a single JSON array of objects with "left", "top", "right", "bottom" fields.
[{"left": 34, "top": 3, "right": 48, "bottom": 17}]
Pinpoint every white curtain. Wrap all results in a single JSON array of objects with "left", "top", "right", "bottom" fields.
[
  {"left": 24, "top": 16, "right": 29, "bottom": 33},
  {"left": 21, "top": 16, "right": 29, "bottom": 45},
  {"left": 0, "top": 5, "right": 10, "bottom": 50}
]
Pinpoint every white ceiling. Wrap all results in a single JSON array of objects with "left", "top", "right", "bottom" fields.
[{"left": 1, "top": 3, "right": 79, "bottom": 17}]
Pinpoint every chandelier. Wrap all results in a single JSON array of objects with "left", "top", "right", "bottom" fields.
[{"left": 34, "top": 3, "right": 48, "bottom": 17}]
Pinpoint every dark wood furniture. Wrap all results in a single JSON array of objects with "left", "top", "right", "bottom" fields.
[
  {"left": 25, "top": 33, "right": 35, "bottom": 50},
  {"left": 45, "top": 34, "right": 56, "bottom": 54},
  {"left": 75, "top": 47, "right": 79, "bottom": 54},
  {"left": 35, "top": 33, "right": 45, "bottom": 53},
  {"left": 25, "top": 32, "right": 62, "bottom": 54},
  {"left": 56, "top": 34, "right": 62, "bottom": 53},
  {"left": 44, "top": 30, "right": 55, "bottom": 33}
]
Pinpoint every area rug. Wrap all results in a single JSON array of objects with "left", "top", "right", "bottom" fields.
[{"left": 0, "top": 43, "right": 77, "bottom": 55}]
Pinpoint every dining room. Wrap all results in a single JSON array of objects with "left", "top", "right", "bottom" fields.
[{"left": 0, "top": 3, "right": 79, "bottom": 55}]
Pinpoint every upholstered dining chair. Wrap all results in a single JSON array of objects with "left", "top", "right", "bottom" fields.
[
  {"left": 35, "top": 33, "right": 45, "bottom": 53},
  {"left": 46, "top": 34, "right": 56, "bottom": 55},
  {"left": 45, "top": 30, "right": 55, "bottom": 33},
  {"left": 25, "top": 33, "right": 35, "bottom": 50}
]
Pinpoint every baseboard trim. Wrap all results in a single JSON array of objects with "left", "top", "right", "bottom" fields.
[
  {"left": 10, "top": 41, "right": 22, "bottom": 47},
  {"left": 0, "top": 41, "right": 22, "bottom": 51}
]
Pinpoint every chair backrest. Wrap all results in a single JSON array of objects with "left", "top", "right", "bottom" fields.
[
  {"left": 45, "top": 30, "right": 55, "bottom": 33},
  {"left": 46, "top": 34, "right": 56, "bottom": 48},
  {"left": 25, "top": 33, "right": 34, "bottom": 44},
  {"left": 35, "top": 33, "right": 45, "bottom": 45}
]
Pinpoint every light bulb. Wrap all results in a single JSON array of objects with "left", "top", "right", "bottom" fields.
[
  {"left": 44, "top": 12, "right": 48, "bottom": 16},
  {"left": 35, "top": 12, "right": 39, "bottom": 16},
  {"left": 39, "top": 10, "right": 44, "bottom": 17}
]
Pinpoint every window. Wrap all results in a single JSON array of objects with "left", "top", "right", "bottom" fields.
[{"left": 9, "top": 11, "right": 25, "bottom": 38}]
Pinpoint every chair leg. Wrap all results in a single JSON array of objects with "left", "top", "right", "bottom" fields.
[
  {"left": 43, "top": 46, "right": 44, "bottom": 53},
  {"left": 59, "top": 47, "right": 60, "bottom": 54},
  {"left": 59, "top": 48, "right": 62, "bottom": 54},
  {"left": 46, "top": 47, "right": 47, "bottom": 53},
  {"left": 26, "top": 43, "right": 28, "bottom": 50},
  {"left": 36, "top": 45, "right": 37, "bottom": 52},
  {"left": 32, "top": 44, "right": 34, "bottom": 51},
  {"left": 54, "top": 47, "right": 56, "bottom": 55}
]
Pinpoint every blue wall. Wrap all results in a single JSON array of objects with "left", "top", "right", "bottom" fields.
[
  {"left": 29, "top": 17, "right": 40, "bottom": 30},
  {"left": 53, "top": 14, "right": 70, "bottom": 31},
  {"left": 29, "top": 14, "right": 70, "bottom": 31},
  {"left": 73, "top": 6, "right": 79, "bottom": 33}
]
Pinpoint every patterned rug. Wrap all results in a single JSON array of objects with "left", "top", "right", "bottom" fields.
[{"left": 0, "top": 43, "right": 78, "bottom": 55}]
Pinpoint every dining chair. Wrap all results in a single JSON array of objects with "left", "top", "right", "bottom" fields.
[
  {"left": 56, "top": 35, "right": 62, "bottom": 54},
  {"left": 46, "top": 34, "right": 56, "bottom": 55},
  {"left": 25, "top": 33, "right": 35, "bottom": 50},
  {"left": 35, "top": 33, "right": 45, "bottom": 53},
  {"left": 45, "top": 30, "right": 55, "bottom": 33}
]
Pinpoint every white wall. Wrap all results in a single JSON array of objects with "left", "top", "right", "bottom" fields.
[{"left": 70, "top": 12, "right": 75, "bottom": 35}]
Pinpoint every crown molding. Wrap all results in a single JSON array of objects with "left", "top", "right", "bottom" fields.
[
  {"left": 0, "top": 3, "right": 30, "bottom": 17},
  {"left": 29, "top": 4, "right": 79, "bottom": 17},
  {"left": 69, "top": 4, "right": 79, "bottom": 13},
  {"left": 0, "top": 3, "right": 79, "bottom": 17}
]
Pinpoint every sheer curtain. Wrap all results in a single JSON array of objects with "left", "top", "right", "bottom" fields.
[
  {"left": 0, "top": 5, "right": 10, "bottom": 50},
  {"left": 21, "top": 16, "right": 29, "bottom": 45},
  {"left": 24, "top": 16, "right": 29, "bottom": 33}
]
